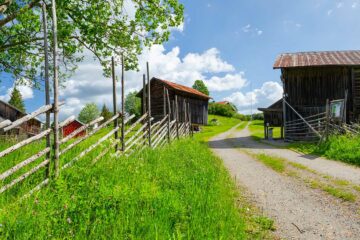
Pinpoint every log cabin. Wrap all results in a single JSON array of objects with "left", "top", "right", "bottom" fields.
[
  {"left": 273, "top": 50, "right": 360, "bottom": 141},
  {"left": 137, "top": 77, "right": 211, "bottom": 125},
  {"left": 0, "top": 100, "right": 42, "bottom": 136}
]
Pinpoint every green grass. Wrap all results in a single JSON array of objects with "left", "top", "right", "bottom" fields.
[
  {"left": 0, "top": 115, "right": 273, "bottom": 239},
  {"left": 290, "top": 134, "right": 360, "bottom": 167},
  {"left": 248, "top": 120, "right": 282, "bottom": 141},
  {"left": 195, "top": 114, "right": 243, "bottom": 142},
  {"left": 253, "top": 153, "right": 286, "bottom": 173}
]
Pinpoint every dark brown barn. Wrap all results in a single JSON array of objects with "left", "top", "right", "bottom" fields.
[
  {"left": 0, "top": 100, "right": 42, "bottom": 136},
  {"left": 137, "top": 77, "right": 211, "bottom": 125},
  {"left": 62, "top": 119, "right": 86, "bottom": 138},
  {"left": 274, "top": 50, "right": 360, "bottom": 140},
  {"left": 258, "top": 99, "right": 283, "bottom": 139}
]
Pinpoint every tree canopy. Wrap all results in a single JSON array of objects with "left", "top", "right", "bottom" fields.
[
  {"left": 8, "top": 87, "right": 26, "bottom": 112},
  {"left": 125, "top": 91, "right": 141, "bottom": 118},
  {"left": 192, "top": 80, "right": 209, "bottom": 96},
  {"left": 0, "top": 0, "right": 184, "bottom": 87},
  {"left": 78, "top": 103, "right": 100, "bottom": 124}
]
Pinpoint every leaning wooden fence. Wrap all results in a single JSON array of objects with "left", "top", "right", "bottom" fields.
[{"left": 0, "top": 1, "right": 193, "bottom": 200}]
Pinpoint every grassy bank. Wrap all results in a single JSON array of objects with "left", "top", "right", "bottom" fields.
[
  {"left": 0, "top": 116, "right": 272, "bottom": 239},
  {"left": 290, "top": 134, "right": 360, "bottom": 167}
]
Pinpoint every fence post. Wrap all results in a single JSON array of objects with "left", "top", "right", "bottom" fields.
[
  {"left": 147, "top": 62, "right": 152, "bottom": 147},
  {"left": 325, "top": 99, "right": 330, "bottom": 140},
  {"left": 121, "top": 54, "right": 125, "bottom": 152},
  {"left": 175, "top": 95, "right": 179, "bottom": 139},
  {"left": 51, "top": 0, "right": 60, "bottom": 178},
  {"left": 166, "top": 89, "right": 171, "bottom": 142},
  {"left": 111, "top": 57, "right": 118, "bottom": 152},
  {"left": 42, "top": 3, "right": 51, "bottom": 178}
]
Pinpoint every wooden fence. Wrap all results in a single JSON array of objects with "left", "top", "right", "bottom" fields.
[
  {"left": 284, "top": 99, "right": 360, "bottom": 142},
  {"left": 0, "top": 2, "right": 192, "bottom": 200}
]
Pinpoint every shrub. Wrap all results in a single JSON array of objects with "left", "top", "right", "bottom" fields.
[{"left": 209, "top": 103, "right": 236, "bottom": 117}]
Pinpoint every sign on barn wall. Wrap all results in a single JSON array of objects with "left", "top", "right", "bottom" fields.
[{"left": 330, "top": 99, "right": 345, "bottom": 120}]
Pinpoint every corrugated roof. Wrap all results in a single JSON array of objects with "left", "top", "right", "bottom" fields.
[
  {"left": 154, "top": 78, "right": 211, "bottom": 99},
  {"left": 273, "top": 50, "right": 360, "bottom": 69}
]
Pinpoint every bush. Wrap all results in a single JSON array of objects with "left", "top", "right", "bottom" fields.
[
  {"left": 317, "top": 134, "right": 360, "bottom": 166},
  {"left": 209, "top": 103, "right": 236, "bottom": 117}
]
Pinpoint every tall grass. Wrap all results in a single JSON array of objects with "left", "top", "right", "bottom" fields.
[{"left": 0, "top": 140, "right": 270, "bottom": 239}]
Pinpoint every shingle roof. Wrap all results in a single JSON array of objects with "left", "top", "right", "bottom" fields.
[
  {"left": 273, "top": 50, "right": 360, "bottom": 69},
  {"left": 154, "top": 78, "right": 211, "bottom": 99}
]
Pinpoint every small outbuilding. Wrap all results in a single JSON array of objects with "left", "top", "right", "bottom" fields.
[
  {"left": 62, "top": 119, "right": 86, "bottom": 138},
  {"left": 0, "top": 100, "right": 42, "bottom": 136},
  {"left": 258, "top": 99, "right": 283, "bottom": 139},
  {"left": 137, "top": 77, "right": 211, "bottom": 125}
]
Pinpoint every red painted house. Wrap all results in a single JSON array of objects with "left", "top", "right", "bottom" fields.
[{"left": 62, "top": 119, "right": 86, "bottom": 138}]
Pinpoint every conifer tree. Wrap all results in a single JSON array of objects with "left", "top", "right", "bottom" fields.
[
  {"left": 100, "top": 104, "right": 112, "bottom": 122},
  {"left": 8, "top": 87, "right": 26, "bottom": 112}
]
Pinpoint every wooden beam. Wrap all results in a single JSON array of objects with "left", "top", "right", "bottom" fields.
[
  {"left": 52, "top": 0, "right": 60, "bottom": 178},
  {"left": 111, "top": 56, "right": 119, "bottom": 152},
  {"left": 147, "top": 62, "right": 151, "bottom": 147},
  {"left": 121, "top": 54, "right": 125, "bottom": 152}
]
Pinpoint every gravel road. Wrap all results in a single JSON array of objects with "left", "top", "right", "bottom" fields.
[{"left": 209, "top": 124, "right": 360, "bottom": 240}]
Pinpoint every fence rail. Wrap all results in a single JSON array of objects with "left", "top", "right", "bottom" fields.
[{"left": 0, "top": 0, "right": 195, "bottom": 202}]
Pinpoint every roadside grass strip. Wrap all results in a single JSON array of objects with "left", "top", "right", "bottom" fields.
[{"left": 245, "top": 152, "right": 358, "bottom": 203}]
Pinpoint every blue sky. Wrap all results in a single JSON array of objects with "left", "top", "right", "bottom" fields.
[{"left": 1, "top": 0, "right": 360, "bottom": 118}]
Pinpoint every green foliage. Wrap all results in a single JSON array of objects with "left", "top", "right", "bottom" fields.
[
  {"left": 100, "top": 104, "right": 112, "bottom": 122},
  {"left": 249, "top": 113, "right": 264, "bottom": 121},
  {"left": 125, "top": 91, "right": 141, "bottom": 118},
  {"left": 192, "top": 80, "right": 209, "bottom": 96},
  {"left": 0, "top": 0, "right": 184, "bottom": 86},
  {"left": 78, "top": 103, "right": 100, "bottom": 124},
  {"left": 8, "top": 87, "right": 25, "bottom": 112},
  {"left": 209, "top": 102, "right": 236, "bottom": 117},
  {"left": 292, "top": 134, "right": 360, "bottom": 166}
]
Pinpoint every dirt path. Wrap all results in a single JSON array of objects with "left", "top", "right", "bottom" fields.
[{"left": 209, "top": 124, "right": 360, "bottom": 240}]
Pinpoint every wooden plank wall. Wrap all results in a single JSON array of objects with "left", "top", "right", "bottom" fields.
[
  {"left": 144, "top": 81, "right": 209, "bottom": 125},
  {"left": 352, "top": 67, "right": 360, "bottom": 121},
  {"left": 283, "top": 67, "right": 352, "bottom": 122}
]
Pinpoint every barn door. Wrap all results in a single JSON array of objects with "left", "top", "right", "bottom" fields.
[{"left": 352, "top": 68, "right": 360, "bottom": 120}]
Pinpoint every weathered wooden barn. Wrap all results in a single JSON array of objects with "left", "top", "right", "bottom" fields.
[
  {"left": 0, "top": 100, "right": 41, "bottom": 136},
  {"left": 137, "top": 77, "right": 211, "bottom": 125},
  {"left": 258, "top": 99, "right": 283, "bottom": 139},
  {"left": 274, "top": 50, "right": 360, "bottom": 140},
  {"left": 61, "top": 119, "right": 86, "bottom": 138}
]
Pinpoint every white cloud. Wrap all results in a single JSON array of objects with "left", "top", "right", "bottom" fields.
[
  {"left": 225, "top": 81, "right": 283, "bottom": 114},
  {"left": 327, "top": 9, "right": 333, "bottom": 15},
  {"left": 352, "top": 2, "right": 358, "bottom": 8},
  {"left": 206, "top": 73, "right": 247, "bottom": 92},
  {"left": 0, "top": 82, "right": 34, "bottom": 102},
  {"left": 58, "top": 45, "right": 246, "bottom": 119},
  {"left": 242, "top": 24, "right": 251, "bottom": 33},
  {"left": 242, "top": 24, "right": 263, "bottom": 36},
  {"left": 336, "top": 2, "right": 344, "bottom": 8}
]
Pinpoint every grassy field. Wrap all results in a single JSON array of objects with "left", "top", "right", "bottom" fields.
[
  {"left": 0, "top": 116, "right": 273, "bottom": 239},
  {"left": 248, "top": 120, "right": 282, "bottom": 141}
]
